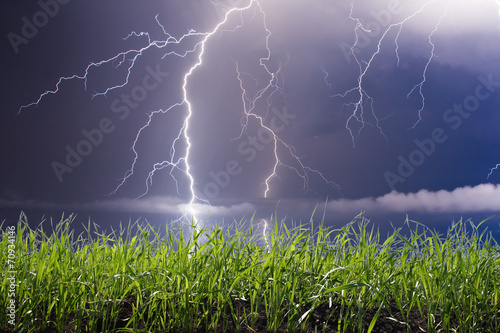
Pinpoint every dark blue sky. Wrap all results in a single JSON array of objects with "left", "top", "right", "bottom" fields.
[{"left": 1, "top": 0, "right": 500, "bottom": 238}]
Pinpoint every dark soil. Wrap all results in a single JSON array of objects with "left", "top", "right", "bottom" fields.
[{"left": 2, "top": 297, "right": 498, "bottom": 332}]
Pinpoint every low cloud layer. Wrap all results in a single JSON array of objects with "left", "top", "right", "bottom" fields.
[
  {"left": 0, "top": 196, "right": 257, "bottom": 219},
  {"left": 2, "top": 184, "right": 499, "bottom": 220},
  {"left": 324, "top": 183, "right": 500, "bottom": 214}
]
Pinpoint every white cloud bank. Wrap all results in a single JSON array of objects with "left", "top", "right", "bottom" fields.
[{"left": 325, "top": 183, "right": 500, "bottom": 214}]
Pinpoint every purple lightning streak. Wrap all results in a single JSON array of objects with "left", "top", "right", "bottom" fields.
[
  {"left": 333, "top": 0, "right": 440, "bottom": 146},
  {"left": 230, "top": 8, "right": 342, "bottom": 200},
  {"left": 407, "top": 0, "right": 450, "bottom": 129},
  {"left": 321, "top": 67, "right": 334, "bottom": 93},
  {"left": 18, "top": 25, "right": 210, "bottom": 114},
  {"left": 487, "top": 164, "right": 500, "bottom": 179},
  {"left": 112, "top": 1, "right": 263, "bottom": 222},
  {"left": 19, "top": 1, "right": 264, "bottom": 224},
  {"left": 233, "top": 42, "right": 341, "bottom": 199}
]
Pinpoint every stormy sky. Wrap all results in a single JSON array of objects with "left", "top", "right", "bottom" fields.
[{"left": 1, "top": 0, "right": 500, "bottom": 238}]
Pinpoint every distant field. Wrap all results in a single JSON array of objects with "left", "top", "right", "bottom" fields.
[{"left": 1, "top": 213, "right": 499, "bottom": 332}]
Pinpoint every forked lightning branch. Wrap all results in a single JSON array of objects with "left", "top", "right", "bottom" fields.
[
  {"left": 51, "top": 65, "right": 169, "bottom": 183},
  {"left": 20, "top": 0, "right": 341, "bottom": 210}
]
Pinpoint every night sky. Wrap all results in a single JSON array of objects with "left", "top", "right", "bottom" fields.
[{"left": 1, "top": 0, "right": 500, "bottom": 238}]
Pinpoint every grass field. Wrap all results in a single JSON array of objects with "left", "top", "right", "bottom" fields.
[{"left": 1, "top": 212, "right": 499, "bottom": 332}]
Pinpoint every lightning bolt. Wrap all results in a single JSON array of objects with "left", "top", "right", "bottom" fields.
[
  {"left": 111, "top": 2, "right": 266, "bottom": 223},
  {"left": 18, "top": 23, "right": 209, "bottom": 113},
  {"left": 233, "top": 55, "right": 341, "bottom": 198},
  {"left": 333, "top": 0, "right": 449, "bottom": 146},
  {"left": 487, "top": 164, "right": 500, "bottom": 179},
  {"left": 321, "top": 66, "right": 334, "bottom": 92},
  {"left": 20, "top": 0, "right": 486, "bottom": 227},
  {"left": 338, "top": 0, "right": 498, "bottom": 183},
  {"left": 407, "top": 0, "right": 450, "bottom": 129},
  {"left": 19, "top": 1, "right": 260, "bottom": 223},
  {"left": 19, "top": 0, "right": 341, "bottom": 228}
]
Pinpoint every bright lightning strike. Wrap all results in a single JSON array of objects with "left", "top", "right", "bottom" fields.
[
  {"left": 233, "top": 56, "right": 341, "bottom": 199},
  {"left": 333, "top": 0, "right": 445, "bottom": 145},
  {"left": 19, "top": 1, "right": 257, "bottom": 224},
  {"left": 19, "top": 0, "right": 341, "bottom": 227},
  {"left": 20, "top": 1, "right": 492, "bottom": 229},
  {"left": 110, "top": 1, "right": 261, "bottom": 224}
]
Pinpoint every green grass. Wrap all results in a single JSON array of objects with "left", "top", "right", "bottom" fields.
[{"left": 1, "top": 212, "right": 499, "bottom": 332}]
